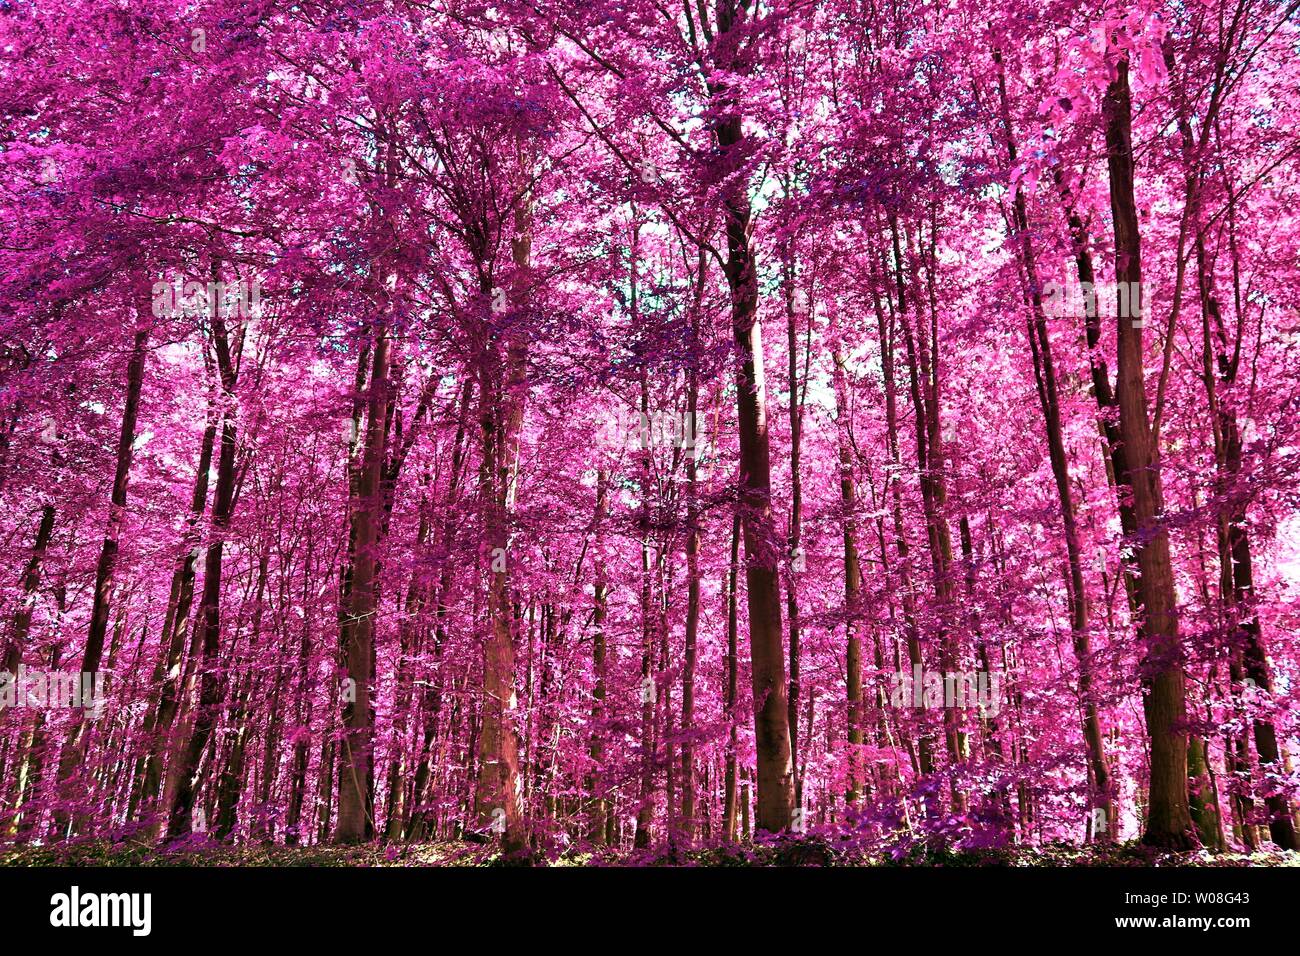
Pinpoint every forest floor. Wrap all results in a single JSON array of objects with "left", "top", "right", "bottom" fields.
[{"left": 3, "top": 838, "right": 1297, "bottom": 867}]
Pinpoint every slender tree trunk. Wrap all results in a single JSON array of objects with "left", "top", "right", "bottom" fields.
[
  {"left": 783, "top": 251, "right": 806, "bottom": 812},
  {"left": 587, "top": 469, "right": 612, "bottom": 844},
  {"left": 52, "top": 325, "right": 148, "bottom": 838},
  {"left": 892, "top": 217, "right": 966, "bottom": 813},
  {"left": 167, "top": 310, "right": 241, "bottom": 840},
  {"left": 828, "top": 320, "right": 866, "bottom": 805},
  {"left": 333, "top": 316, "right": 390, "bottom": 844},
  {"left": 680, "top": 304, "right": 703, "bottom": 839},
  {"left": 1103, "top": 55, "right": 1195, "bottom": 849},
  {"left": 82, "top": 326, "right": 149, "bottom": 678},
  {"left": 707, "top": 0, "right": 794, "bottom": 834},
  {"left": 634, "top": 362, "right": 656, "bottom": 849},
  {"left": 715, "top": 116, "right": 795, "bottom": 836},
  {"left": 992, "top": 51, "right": 1114, "bottom": 835},
  {"left": 722, "top": 511, "right": 741, "bottom": 842},
  {"left": 472, "top": 206, "right": 531, "bottom": 856},
  {"left": 134, "top": 409, "right": 216, "bottom": 821},
  {"left": 871, "top": 256, "right": 935, "bottom": 782},
  {"left": 1, "top": 505, "right": 56, "bottom": 682}
]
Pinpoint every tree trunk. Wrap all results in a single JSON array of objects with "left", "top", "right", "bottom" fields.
[
  {"left": 680, "top": 305, "right": 702, "bottom": 839},
  {"left": 472, "top": 209, "right": 531, "bottom": 856},
  {"left": 892, "top": 216, "right": 966, "bottom": 814},
  {"left": 588, "top": 469, "right": 612, "bottom": 844},
  {"left": 993, "top": 50, "right": 1114, "bottom": 835},
  {"left": 52, "top": 325, "right": 148, "bottom": 838},
  {"left": 166, "top": 310, "right": 241, "bottom": 840},
  {"left": 783, "top": 251, "right": 805, "bottom": 812},
  {"left": 1103, "top": 56, "right": 1195, "bottom": 849},
  {"left": 133, "top": 409, "right": 216, "bottom": 821},
  {"left": 332, "top": 315, "right": 391, "bottom": 843},
  {"left": 707, "top": 0, "right": 794, "bottom": 835},
  {"left": 716, "top": 111, "right": 795, "bottom": 835},
  {"left": 870, "top": 263, "right": 936, "bottom": 783},
  {"left": 722, "top": 511, "right": 741, "bottom": 842},
  {"left": 1, "top": 505, "right": 56, "bottom": 682}
]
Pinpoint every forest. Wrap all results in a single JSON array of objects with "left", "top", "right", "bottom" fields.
[{"left": 1, "top": 0, "right": 1298, "bottom": 867}]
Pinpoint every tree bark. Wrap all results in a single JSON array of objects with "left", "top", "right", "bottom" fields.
[
  {"left": 783, "top": 251, "right": 806, "bottom": 811},
  {"left": 710, "top": 0, "right": 794, "bottom": 835},
  {"left": 680, "top": 294, "right": 703, "bottom": 839},
  {"left": 722, "top": 511, "right": 741, "bottom": 842},
  {"left": 831, "top": 345, "right": 865, "bottom": 806},
  {"left": 52, "top": 324, "right": 148, "bottom": 838},
  {"left": 587, "top": 469, "right": 612, "bottom": 844},
  {"left": 1, "top": 505, "right": 56, "bottom": 683},
  {"left": 166, "top": 308, "right": 241, "bottom": 839},
  {"left": 992, "top": 51, "right": 1114, "bottom": 834},
  {"left": 133, "top": 407, "right": 216, "bottom": 821},
  {"left": 332, "top": 314, "right": 391, "bottom": 843},
  {"left": 472, "top": 204, "right": 531, "bottom": 856},
  {"left": 1103, "top": 55, "right": 1196, "bottom": 849}
]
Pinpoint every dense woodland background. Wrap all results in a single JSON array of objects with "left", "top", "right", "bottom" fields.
[{"left": 1, "top": 0, "right": 1299, "bottom": 864}]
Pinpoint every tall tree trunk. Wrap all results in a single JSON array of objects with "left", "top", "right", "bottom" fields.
[
  {"left": 870, "top": 261, "right": 936, "bottom": 784},
  {"left": 133, "top": 408, "right": 216, "bottom": 821},
  {"left": 1, "top": 505, "right": 56, "bottom": 683},
  {"left": 892, "top": 216, "right": 966, "bottom": 813},
  {"left": 334, "top": 316, "right": 391, "bottom": 843},
  {"left": 708, "top": 0, "right": 794, "bottom": 835},
  {"left": 634, "top": 360, "right": 656, "bottom": 849},
  {"left": 82, "top": 326, "right": 149, "bottom": 678},
  {"left": 166, "top": 309, "right": 241, "bottom": 839},
  {"left": 588, "top": 469, "right": 612, "bottom": 844},
  {"left": 715, "top": 120, "right": 794, "bottom": 837},
  {"left": 472, "top": 207, "right": 531, "bottom": 856},
  {"left": 833, "top": 346, "right": 866, "bottom": 806},
  {"left": 680, "top": 299, "right": 703, "bottom": 839},
  {"left": 783, "top": 252, "right": 806, "bottom": 811},
  {"left": 722, "top": 511, "right": 742, "bottom": 842},
  {"left": 52, "top": 325, "right": 148, "bottom": 838},
  {"left": 992, "top": 51, "right": 1113, "bottom": 834},
  {"left": 1103, "top": 55, "right": 1196, "bottom": 849}
]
